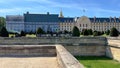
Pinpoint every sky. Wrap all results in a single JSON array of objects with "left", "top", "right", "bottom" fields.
[{"left": 0, "top": 0, "right": 120, "bottom": 17}]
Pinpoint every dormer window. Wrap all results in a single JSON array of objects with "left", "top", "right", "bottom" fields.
[{"left": 104, "top": 20, "right": 106, "bottom": 22}]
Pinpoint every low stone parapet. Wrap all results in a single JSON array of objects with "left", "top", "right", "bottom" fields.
[
  {"left": 0, "top": 37, "right": 107, "bottom": 46},
  {"left": 106, "top": 40, "right": 120, "bottom": 62},
  {"left": 56, "top": 45, "right": 84, "bottom": 68},
  {"left": 0, "top": 45, "right": 56, "bottom": 57}
]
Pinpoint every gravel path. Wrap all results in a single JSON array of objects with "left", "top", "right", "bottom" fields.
[{"left": 0, "top": 57, "right": 59, "bottom": 68}]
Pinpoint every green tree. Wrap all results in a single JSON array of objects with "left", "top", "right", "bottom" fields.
[
  {"left": 72, "top": 26, "right": 80, "bottom": 37},
  {"left": 64, "top": 30, "right": 69, "bottom": 34},
  {"left": 81, "top": 29, "right": 85, "bottom": 35},
  {"left": 106, "top": 30, "right": 110, "bottom": 35},
  {"left": 20, "top": 31, "right": 26, "bottom": 36},
  {"left": 36, "top": 27, "right": 45, "bottom": 34},
  {"left": 93, "top": 31, "right": 98, "bottom": 36},
  {"left": 88, "top": 29, "right": 93, "bottom": 35},
  {"left": 0, "top": 27, "right": 9, "bottom": 37},
  {"left": 110, "top": 27, "right": 119, "bottom": 37},
  {"left": 83, "top": 29, "right": 89, "bottom": 36},
  {"left": 0, "top": 17, "right": 5, "bottom": 31}
]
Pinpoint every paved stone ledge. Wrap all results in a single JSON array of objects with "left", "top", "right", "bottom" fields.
[
  {"left": 56, "top": 45, "right": 84, "bottom": 68},
  {"left": 0, "top": 45, "right": 84, "bottom": 68},
  {"left": 0, "top": 37, "right": 107, "bottom": 45},
  {"left": 106, "top": 40, "right": 120, "bottom": 62},
  {"left": 107, "top": 37, "right": 120, "bottom": 40},
  {"left": 0, "top": 57, "right": 59, "bottom": 68}
]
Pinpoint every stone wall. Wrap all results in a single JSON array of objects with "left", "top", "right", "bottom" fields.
[
  {"left": 0, "top": 44, "right": 84, "bottom": 68},
  {"left": 106, "top": 46, "right": 120, "bottom": 62},
  {"left": 0, "top": 37, "right": 107, "bottom": 45},
  {"left": 0, "top": 37, "right": 107, "bottom": 56},
  {"left": 0, "top": 45, "right": 56, "bottom": 57},
  {"left": 64, "top": 45, "right": 106, "bottom": 56}
]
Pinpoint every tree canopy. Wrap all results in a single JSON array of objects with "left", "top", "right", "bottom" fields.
[
  {"left": 0, "top": 27, "right": 9, "bottom": 37},
  {"left": 110, "top": 27, "right": 119, "bottom": 37},
  {"left": 72, "top": 26, "right": 80, "bottom": 37}
]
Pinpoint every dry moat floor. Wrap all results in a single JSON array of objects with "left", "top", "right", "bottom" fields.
[
  {"left": 75, "top": 56, "right": 120, "bottom": 68},
  {"left": 0, "top": 57, "right": 59, "bottom": 68}
]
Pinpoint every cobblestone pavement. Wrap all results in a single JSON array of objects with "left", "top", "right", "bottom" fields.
[{"left": 0, "top": 57, "right": 59, "bottom": 68}]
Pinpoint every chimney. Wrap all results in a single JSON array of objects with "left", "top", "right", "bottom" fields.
[
  {"left": 26, "top": 11, "right": 29, "bottom": 14},
  {"left": 109, "top": 16, "right": 112, "bottom": 22},
  {"left": 114, "top": 16, "right": 116, "bottom": 22},
  {"left": 94, "top": 16, "right": 96, "bottom": 22},
  {"left": 47, "top": 12, "right": 50, "bottom": 15}
]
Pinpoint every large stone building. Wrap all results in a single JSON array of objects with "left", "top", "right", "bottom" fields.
[
  {"left": 6, "top": 15, "right": 24, "bottom": 32},
  {"left": 6, "top": 12, "right": 59, "bottom": 33},
  {"left": 75, "top": 16, "right": 120, "bottom": 32},
  {"left": 6, "top": 11, "right": 120, "bottom": 33},
  {"left": 24, "top": 12, "right": 59, "bottom": 32}
]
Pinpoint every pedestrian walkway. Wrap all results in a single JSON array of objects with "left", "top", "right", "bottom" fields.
[{"left": 0, "top": 57, "right": 59, "bottom": 68}]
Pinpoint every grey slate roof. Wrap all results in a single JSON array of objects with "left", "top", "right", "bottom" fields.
[
  {"left": 6, "top": 15, "right": 24, "bottom": 21},
  {"left": 58, "top": 17, "right": 74, "bottom": 23},
  {"left": 89, "top": 18, "right": 120, "bottom": 23},
  {"left": 24, "top": 13, "right": 59, "bottom": 22}
]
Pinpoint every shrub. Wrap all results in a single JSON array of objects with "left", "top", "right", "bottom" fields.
[
  {"left": 64, "top": 30, "right": 69, "bottom": 34},
  {"left": 83, "top": 29, "right": 89, "bottom": 36},
  {"left": 36, "top": 27, "right": 45, "bottom": 34},
  {"left": 72, "top": 26, "right": 80, "bottom": 37},
  {"left": 110, "top": 27, "right": 119, "bottom": 37},
  {"left": 20, "top": 31, "right": 26, "bottom": 36},
  {"left": 88, "top": 29, "right": 93, "bottom": 35},
  {"left": 93, "top": 31, "right": 98, "bottom": 36},
  {"left": 106, "top": 30, "right": 110, "bottom": 35},
  {"left": 0, "top": 27, "right": 9, "bottom": 37}
]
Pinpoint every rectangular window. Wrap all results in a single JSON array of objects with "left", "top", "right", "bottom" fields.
[
  {"left": 80, "top": 24, "right": 81, "bottom": 27},
  {"left": 86, "top": 24, "right": 87, "bottom": 27}
]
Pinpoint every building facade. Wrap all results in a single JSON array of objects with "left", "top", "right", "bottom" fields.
[
  {"left": 6, "top": 11, "right": 120, "bottom": 33},
  {"left": 6, "top": 12, "right": 59, "bottom": 33},
  {"left": 59, "top": 17, "right": 75, "bottom": 32},
  {"left": 6, "top": 15, "right": 24, "bottom": 32},
  {"left": 75, "top": 16, "right": 120, "bottom": 32},
  {"left": 24, "top": 12, "right": 59, "bottom": 33}
]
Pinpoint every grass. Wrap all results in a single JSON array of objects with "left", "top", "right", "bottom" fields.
[
  {"left": 26, "top": 34, "right": 36, "bottom": 37},
  {"left": 9, "top": 34, "right": 36, "bottom": 37},
  {"left": 75, "top": 56, "right": 120, "bottom": 68},
  {"left": 9, "top": 34, "right": 15, "bottom": 37}
]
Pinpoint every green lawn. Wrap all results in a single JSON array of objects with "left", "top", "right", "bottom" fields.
[
  {"left": 75, "top": 56, "right": 120, "bottom": 68},
  {"left": 9, "top": 34, "right": 15, "bottom": 37},
  {"left": 26, "top": 34, "right": 36, "bottom": 37},
  {"left": 9, "top": 34, "right": 36, "bottom": 37}
]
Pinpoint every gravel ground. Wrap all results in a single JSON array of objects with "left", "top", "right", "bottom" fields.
[{"left": 0, "top": 57, "right": 59, "bottom": 68}]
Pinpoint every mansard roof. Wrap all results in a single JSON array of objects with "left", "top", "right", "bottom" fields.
[
  {"left": 89, "top": 17, "right": 120, "bottom": 23},
  {"left": 24, "top": 13, "right": 59, "bottom": 22},
  {"left": 6, "top": 15, "right": 24, "bottom": 21},
  {"left": 58, "top": 17, "right": 74, "bottom": 23}
]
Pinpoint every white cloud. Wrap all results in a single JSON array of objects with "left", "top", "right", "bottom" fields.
[
  {"left": 0, "top": 8, "right": 31, "bottom": 13},
  {"left": 87, "top": 8, "right": 120, "bottom": 14}
]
